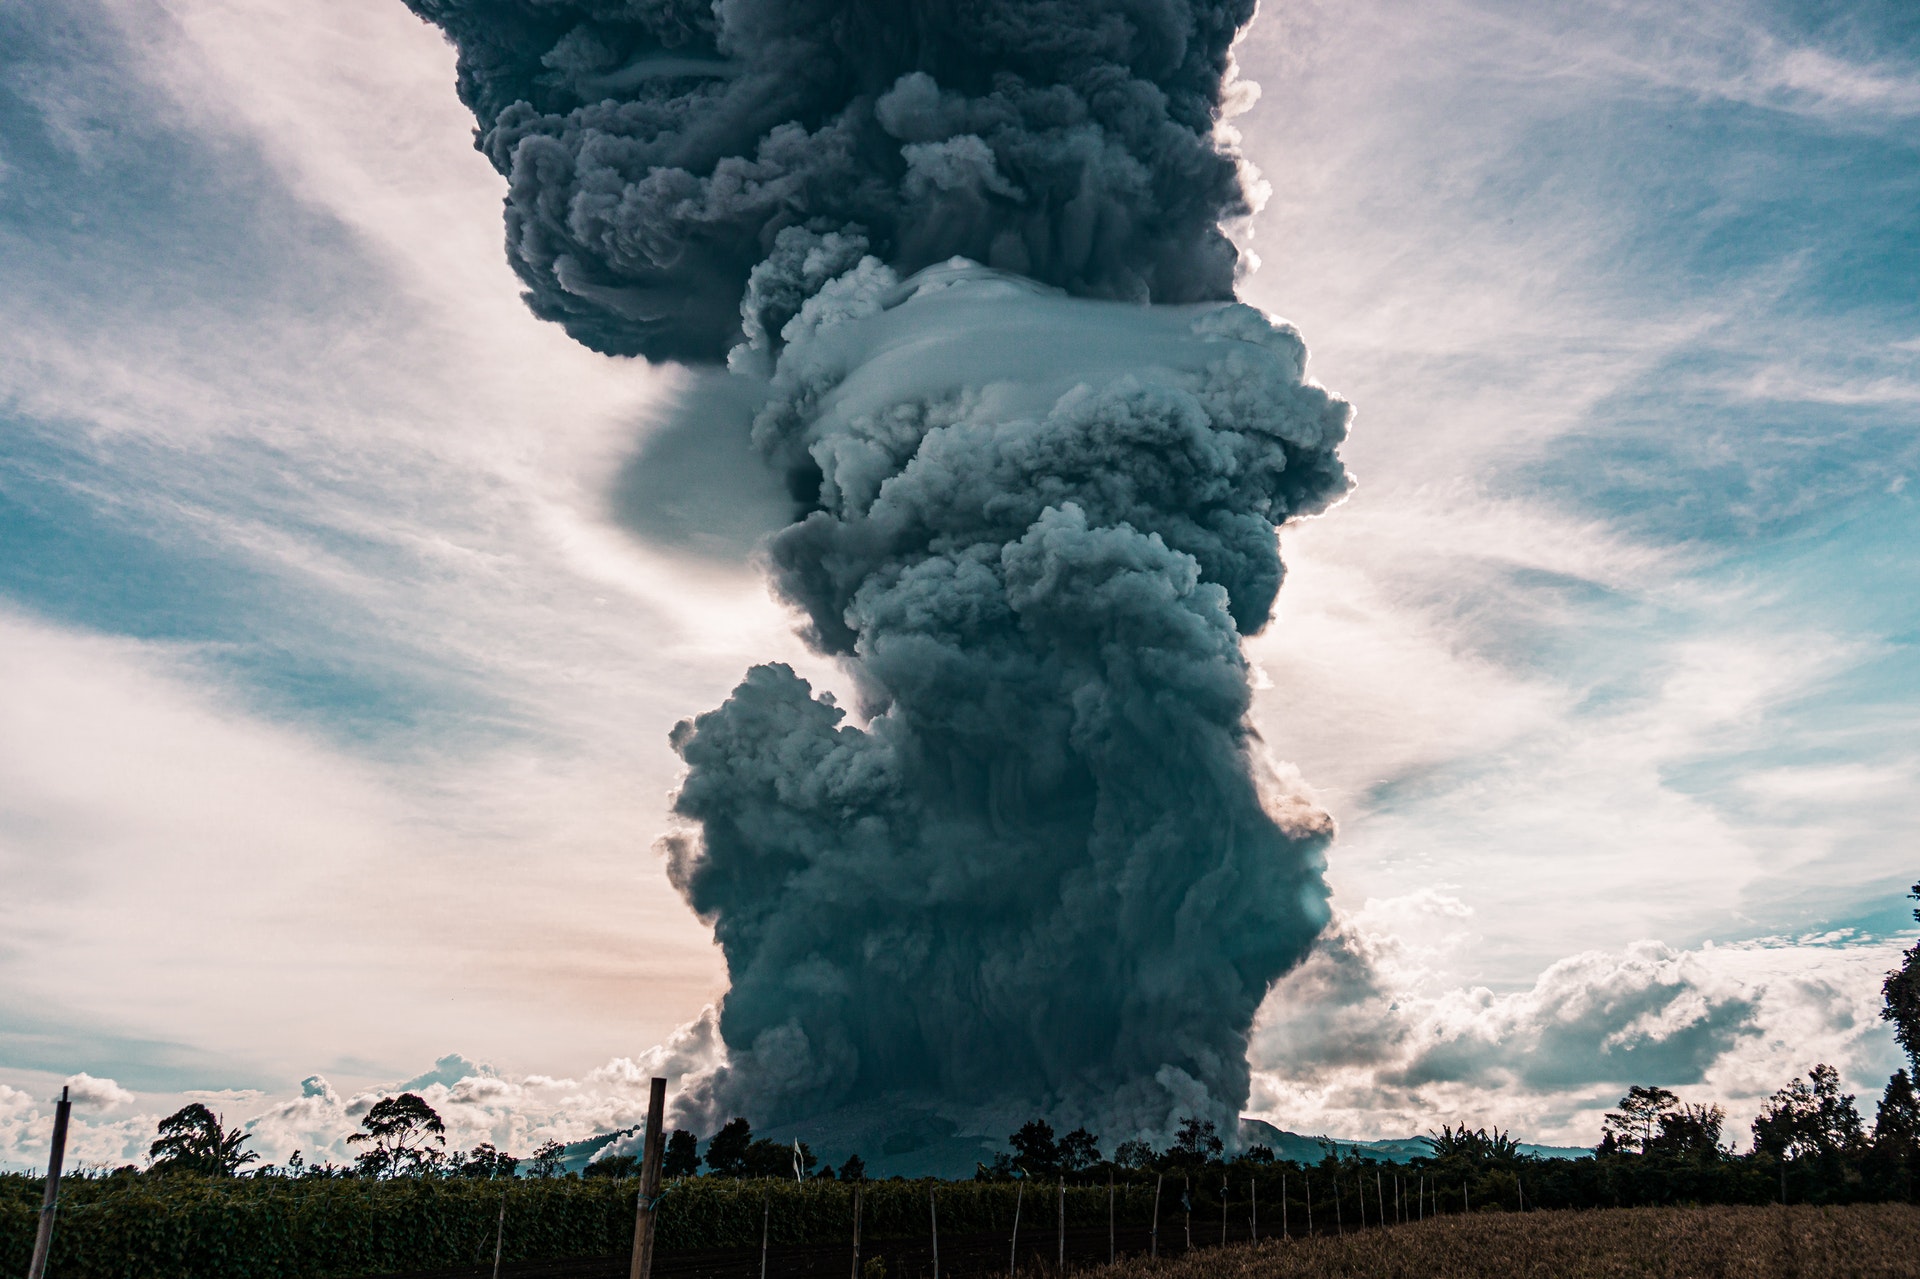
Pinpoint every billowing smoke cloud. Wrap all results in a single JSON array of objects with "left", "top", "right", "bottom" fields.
[
  {"left": 403, "top": 0, "right": 1255, "bottom": 360},
  {"left": 406, "top": 0, "right": 1353, "bottom": 1139}
]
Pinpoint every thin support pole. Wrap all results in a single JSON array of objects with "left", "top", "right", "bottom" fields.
[
  {"left": 1150, "top": 1174, "right": 1162, "bottom": 1259},
  {"left": 27, "top": 1086, "right": 71, "bottom": 1279},
  {"left": 1250, "top": 1177, "right": 1257, "bottom": 1243},
  {"left": 1183, "top": 1175, "right": 1191, "bottom": 1253},
  {"left": 492, "top": 1188, "right": 507, "bottom": 1279},
  {"left": 762, "top": 1192, "right": 771, "bottom": 1279},
  {"left": 1009, "top": 1180, "right": 1023, "bottom": 1279},
  {"left": 627, "top": 1078, "right": 667, "bottom": 1279},
  {"left": 1220, "top": 1179, "right": 1228, "bottom": 1247},
  {"left": 1376, "top": 1171, "right": 1384, "bottom": 1229},
  {"left": 851, "top": 1185, "right": 863, "bottom": 1279},
  {"left": 1107, "top": 1175, "right": 1115, "bottom": 1265},
  {"left": 1334, "top": 1177, "right": 1342, "bottom": 1236},
  {"left": 1057, "top": 1179, "right": 1065, "bottom": 1274},
  {"left": 1463, "top": 1180, "right": 1469, "bottom": 1215},
  {"left": 930, "top": 1186, "right": 939, "bottom": 1279},
  {"left": 1517, "top": 1176, "right": 1525, "bottom": 1213},
  {"left": 1304, "top": 1177, "right": 1312, "bottom": 1237}
]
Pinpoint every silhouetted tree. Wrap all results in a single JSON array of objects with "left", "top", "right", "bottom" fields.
[
  {"left": 744, "top": 1137, "right": 799, "bottom": 1177},
  {"left": 457, "top": 1142, "right": 519, "bottom": 1179},
  {"left": 663, "top": 1129, "right": 699, "bottom": 1178},
  {"left": 1650, "top": 1104, "right": 1726, "bottom": 1158},
  {"left": 1058, "top": 1127, "right": 1101, "bottom": 1173},
  {"left": 149, "top": 1104, "right": 258, "bottom": 1177},
  {"left": 1603, "top": 1086, "right": 1680, "bottom": 1153},
  {"left": 528, "top": 1140, "right": 566, "bottom": 1179},
  {"left": 1009, "top": 1119, "right": 1060, "bottom": 1176},
  {"left": 1112, "top": 1139, "right": 1154, "bottom": 1169},
  {"left": 1752, "top": 1065, "right": 1865, "bottom": 1160},
  {"left": 1242, "top": 1144, "right": 1276, "bottom": 1165},
  {"left": 348, "top": 1094, "right": 447, "bottom": 1178},
  {"left": 705, "top": 1118, "right": 753, "bottom": 1177},
  {"left": 1882, "top": 883, "right": 1920, "bottom": 1073},
  {"left": 837, "top": 1153, "right": 866, "bottom": 1181},
  {"left": 1168, "top": 1116, "right": 1223, "bottom": 1168}
]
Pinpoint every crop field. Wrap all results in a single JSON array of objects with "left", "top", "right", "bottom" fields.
[{"left": 1081, "top": 1204, "right": 1920, "bottom": 1279}]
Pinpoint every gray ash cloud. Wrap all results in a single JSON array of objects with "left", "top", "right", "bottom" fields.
[
  {"left": 407, "top": 0, "right": 1354, "bottom": 1141},
  {"left": 403, "top": 0, "right": 1256, "bottom": 359}
]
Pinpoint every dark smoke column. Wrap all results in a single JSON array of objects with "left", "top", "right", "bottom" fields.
[{"left": 407, "top": 0, "right": 1352, "bottom": 1138}]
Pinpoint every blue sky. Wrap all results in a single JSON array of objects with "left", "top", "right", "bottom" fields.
[{"left": 2, "top": 0, "right": 1916, "bottom": 1167}]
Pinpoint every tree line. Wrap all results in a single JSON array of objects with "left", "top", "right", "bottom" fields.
[{"left": 114, "top": 881, "right": 1920, "bottom": 1207}]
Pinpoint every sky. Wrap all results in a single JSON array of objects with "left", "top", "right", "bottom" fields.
[{"left": 2, "top": 0, "right": 1916, "bottom": 1171}]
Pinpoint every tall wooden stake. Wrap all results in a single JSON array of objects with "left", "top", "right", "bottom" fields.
[
  {"left": 627, "top": 1077, "right": 667, "bottom": 1279},
  {"left": 1182, "top": 1175, "right": 1190, "bottom": 1252},
  {"left": 1304, "top": 1177, "right": 1311, "bottom": 1237},
  {"left": 851, "top": 1185, "right": 863, "bottom": 1279},
  {"left": 26, "top": 1086, "right": 70, "bottom": 1279},
  {"left": 1249, "top": 1177, "right": 1257, "bottom": 1242},
  {"left": 1149, "top": 1174, "right": 1162, "bottom": 1258},
  {"left": 491, "top": 1187, "right": 507, "bottom": 1279},
  {"left": 930, "top": 1185, "right": 940, "bottom": 1279},
  {"left": 1056, "top": 1179, "right": 1065, "bottom": 1274},
  {"left": 1009, "top": 1180, "right": 1023, "bottom": 1278},
  {"left": 1219, "top": 1179, "right": 1227, "bottom": 1246},
  {"left": 1106, "top": 1175, "right": 1115, "bottom": 1265},
  {"left": 761, "top": 1191, "right": 770, "bottom": 1279},
  {"left": 1376, "top": 1172, "right": 1384, "bottom": 1228}
]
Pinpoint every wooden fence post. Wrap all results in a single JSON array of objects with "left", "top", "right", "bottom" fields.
[
  {"left": 1106, "top": 1175, "right": 1114, "bottom": 1265},
  {"left": 761, "top": 1191, "right": 770, "bottom": 1279},
  {"left": 1249, "top": 1177, "right": 1257, "bottom": 1242},
  {"left": 627, "top": 1078, "right": 667, "bottom": 1279},
  {"left": 1150, "top": 1174, "right": 1161, "bottom": 1258},
  {"left": 1009, "top": 1180, "right": 1023, "bottom": 1278},
  {"left": 850, "top": 1185, "right": 862, "bottom": 1279},
  {"left": 491, "top": 1187, "right": 507, "bottom": 1279},
  {"left": 930, "top": 1184, "right": 939, "bottom": 1279},
  {"left": 1057, "top": 1179, "right": 1064, "bottom": 1273},
  {"left": 26, "top": 1086, "right": 71, "bottom": 1279}
]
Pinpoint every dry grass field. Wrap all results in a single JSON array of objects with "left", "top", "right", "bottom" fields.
[{"left": 1075, "top": 1204, "right": 1920, "bottom": 1279}]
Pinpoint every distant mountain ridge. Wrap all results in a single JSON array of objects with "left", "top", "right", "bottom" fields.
[
  {"left": 556, "top": 1111, "right": 1592, "bottom": 1178},
  {"left": 1236, "top": 1118, "right": 1592, "bottom": 1165}
]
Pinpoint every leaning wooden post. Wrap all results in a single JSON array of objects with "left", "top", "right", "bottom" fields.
[
  {"left": 1149, "top": 1173, "right": 1162, "bottom": 1258},
  {"left": 1219, "top": 1179, "right": 1227, "bottom": 1247},
  {"left": 491, "top": 1187, "right": 507, "bottom": 1279},
  {"left": 1106, "top": 1174, "right": 1114, "bottom": 1265},
  {"left": 1376, "top": 1171, "right": 1384, "bottom": 1229},
  {"left": 760, "top": 1191, "right": 770, "bottom": 1279},
  {"left": 1304, "top": 1176, "right": 1311, "bottom": 1237},
  {"left": 850, "top": 1184, "right": 863, "bottom": 1279},
  {"left": 1056, "top": 1178, "right": 1065, "bottom": 1274},
  {"left": 26, "top": 1086, "right": 71, "bottom": 1279},
  {"left": 627, "top": 1077, "right": 668, "bottom": 1279},
  {"left": 929, "top": 1184, "right": 940, "bottom": 1279},
  {"left": 1009, "top": 1179, "right": 1023, "bottom": 1278}
]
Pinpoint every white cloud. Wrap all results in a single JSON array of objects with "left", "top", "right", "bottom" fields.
[
  {"left": 63, "top": 1074, "right": 135, "bottom": 1111},
  {"left": 1248, "top": 910, "right": 1910, "bottom": 1146}
]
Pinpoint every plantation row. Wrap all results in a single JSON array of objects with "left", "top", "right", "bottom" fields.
[
  {"left": 9, "top": 1144, "right": 1919, "bottom": 1279},
  {"left": 1, "top": 1175, "right": 1141, "bottom": 1279}
]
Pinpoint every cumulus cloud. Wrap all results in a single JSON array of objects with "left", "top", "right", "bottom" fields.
[
  {"left": 1248, "top": 908, "right": 1907, "bottom": 1147},
  {"left": 63, "top": 1073, "right": 136, "bottom": 1110}
]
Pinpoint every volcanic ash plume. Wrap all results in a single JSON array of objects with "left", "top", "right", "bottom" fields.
[{"left": 407, "top": 0, "right": 1353, "bottom": 1138}]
